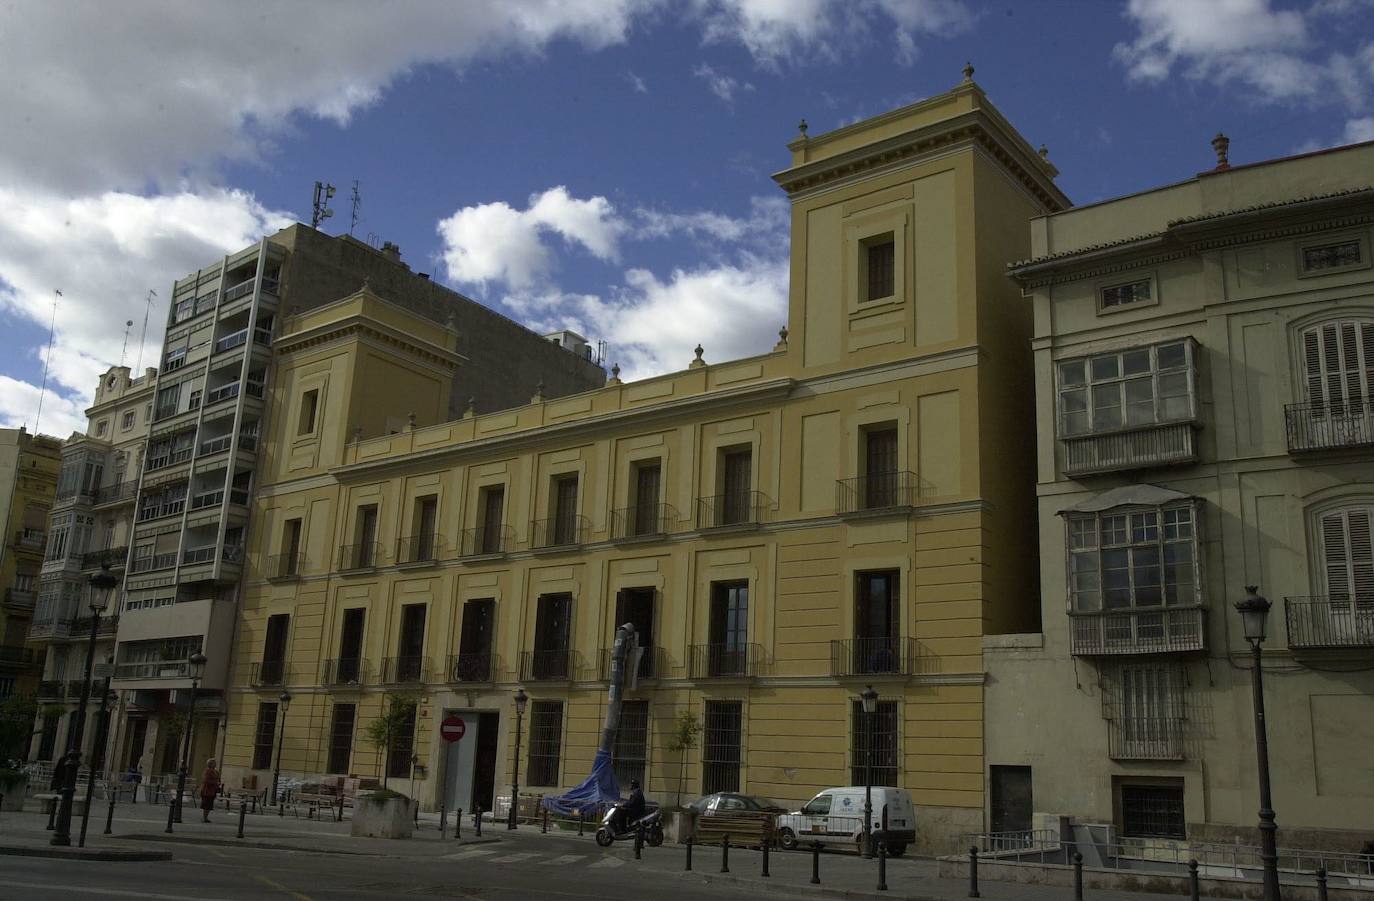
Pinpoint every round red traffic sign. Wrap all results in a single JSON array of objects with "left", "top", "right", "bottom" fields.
[{"left": 440, "top": 715, "right": 467, "bottom": 743}]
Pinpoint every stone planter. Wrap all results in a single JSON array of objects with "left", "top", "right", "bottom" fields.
[
  {"left": 0, "top": 774, "right": 28, "bottom": 811},
  {"left": 350, "top": 794, "right": 416, "bottom": 839},
  {"left": 663, "top": 809, "right": 695, "bottom": 844}
]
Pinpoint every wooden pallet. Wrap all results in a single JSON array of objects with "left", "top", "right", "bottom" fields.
[{"left": 692, "top": 811, "right": 777, "bottom": 848}]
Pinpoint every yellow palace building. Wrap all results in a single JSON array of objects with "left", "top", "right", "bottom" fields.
[{"left": 220, "top": 71, "right": 1068, "bottom": 853}]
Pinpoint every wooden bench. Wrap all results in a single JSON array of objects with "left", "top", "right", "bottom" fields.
[
  {"left": 295, "top": 791, "right": 345, "bottom": 821},
  {"left": 692, "top": 812, "right": 777, "bottom": 849}
]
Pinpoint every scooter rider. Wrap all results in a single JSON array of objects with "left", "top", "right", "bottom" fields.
[{"left": 616, "top": 780, "right": 646, "bottom": 834}]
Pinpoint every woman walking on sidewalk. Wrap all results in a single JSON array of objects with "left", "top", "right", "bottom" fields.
[{"left": 199, "top": 758, "right": 221, "bottom": 823}]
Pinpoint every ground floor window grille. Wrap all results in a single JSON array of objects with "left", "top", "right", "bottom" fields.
[
  {"left": 1120, "top": 783, "right": 1185, "bottom": 839},
  {"left": 613, "top": 700, "right": 649, "bottom": 788},
  {"left": 527, "top": 701, "right": 564, "bottom": 786},
  {"left": 1102, "top": 664, "right": 1185, "bottom": 760},
  {"left": 851, "top": 700, "right": 899, "bottom": 786},
  {"left": 328, "top": 704, "right": 356, "bottom": 775},
  {"left": 702, "top": 700, "right": 742, "bottom": 794},
  {"left": 386, "top": 702, "right": 417, "bottom": 778},
  {"left": 252, "top": 702, "right": 278, "bottom": 770}
]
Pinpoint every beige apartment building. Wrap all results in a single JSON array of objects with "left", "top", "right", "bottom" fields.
[
  {"left": 218, "top": 73, "right": 1069, "bottom": 854},
  {"left": 0, "top": 427, "right": 61, "bottom": 704},
  {"left": 28, "top": 366, "right": 155, "bottom": 766},
  {"left": 992, "top": 139, "right": 1374, "bottom": 851}
]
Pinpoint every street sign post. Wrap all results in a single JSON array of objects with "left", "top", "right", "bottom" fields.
[{"left": 440, "top": 715, "right": 467, "bottom": 743}]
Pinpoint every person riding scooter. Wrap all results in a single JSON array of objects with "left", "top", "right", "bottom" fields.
[
  {"left": 614, "top": 780, "right": 646, "bottom": 834},
  {"left": 595, "top": 782, "right": 664, "bottom": 848}
]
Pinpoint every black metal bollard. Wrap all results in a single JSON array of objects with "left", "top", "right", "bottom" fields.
[
  {"left": 721, "top": 835, "right": 730, "bottom": 873},
  {"left": 634, "top": 823, "right": 643, "bottom": 860},
  {"left": 1073, "top": 851, "right": 1084, "bottom": 901},
  {"left": 969, "top": 846, "right": 980, "bottom": 898},
  {"left": 685, "top": 838, "right": 693, "bottom": 871},
  {"left": 762, "top": 839, "right": 770, "bottom": 878},
  {"left": 578, "top": 810, "right": 584, "bottom": 836},
  {"left": 46, "top": 799, "right": 56, "bottom": 831},
  {"left": 439, "top": 803, "right": 446, "bottom": 840},
  {"left": 0, "top": 792, "right": 4, "bottom": 826},
  {"left": 1317, "top": 866, "right": 1329, "bottom": 901},
  {"left": 877, "top": 842, "right": 888, "bottom": 892},
  {"left": 237, "top": 801, "right": 246, "bottom": 839},
  {"left": 542, "top": 806, "right": 549, "bottom": 834},
  {"left": 251, "top": 793, "right": 257, "bottom": 814},
  {"left": 474, "top": 804, "right": 482, "bottom": 837},
  {"left": 811, "top": 841, "right": 822, "bottom": 885},
  {"left": 104, "top": 794, "right": 115, "bottom": 835},
  {"left": 455, "top": 807, "right": 462, "bottom": 840},
  {"left": 1188, "top": 859, "right": 1199, "bottom": 901}
]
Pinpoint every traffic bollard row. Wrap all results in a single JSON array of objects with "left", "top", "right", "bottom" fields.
[
  {"left": 439, "top": 803, "right": 446, "bottom": 840},
  {"left": 968, "top": 846, "right": 980, "bottom": 898},
  {"left": 474, "top": 804, "right": 482, "bottom": 837}
]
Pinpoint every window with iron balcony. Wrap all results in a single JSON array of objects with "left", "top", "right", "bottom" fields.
[{"left": 1056, "top": 339, "right": 1199, "bottom": 477}]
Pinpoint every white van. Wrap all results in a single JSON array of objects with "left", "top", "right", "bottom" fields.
[{"left": 776, "top": 786, "right": 916, "bottom": 856}]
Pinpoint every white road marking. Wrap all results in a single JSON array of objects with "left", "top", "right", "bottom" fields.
[
  {"left": 588, "top": 856, "right": 625, "bottom": 868},
  {"left": 442, "top": 847, "right": 499, "bottom": 860},
  {"left": 488, "top": 851, "right": 540, "bottom": 863},
  {"left": 540, "top": 854, "right": 586, "bottom": 865},
  {"left": 0, "top": 882, "right": 236, "bottom": 901}
]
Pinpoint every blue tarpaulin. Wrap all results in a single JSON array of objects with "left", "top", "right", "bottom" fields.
[{"left": 540, "top": 749, "right": 622, "bottom": 815}]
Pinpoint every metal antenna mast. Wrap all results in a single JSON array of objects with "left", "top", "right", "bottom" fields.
[
  {"left": 311, "top": 181, "right": 336, "bottom": 229},
  {"left": 34, "top": 289, "right": 60, "bottom": 433},
  {"left": 135, "top": 290, "right": 155, "bottom": 372},
  {"left": 120, "top": 319, "right": 134, "bottom": 366},
  {"left": 349, "top": 179, "right": 362, "bottom": 235}
]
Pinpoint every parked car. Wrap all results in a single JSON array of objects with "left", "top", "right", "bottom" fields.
[
  {"left": 775, "top": 786, "right": 916, "bottom": 856},
  {"left": 687, "top": 792, "right": 787, "bottom": 816}
]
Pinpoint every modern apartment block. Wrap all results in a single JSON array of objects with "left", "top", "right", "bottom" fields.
[
  {"left": 218, "top": 73, "right": 1068, "bottom": 853},
  {"left": 991, "top": 139, "right": 1374, "bottom": 850},
  {"left": 27, "top": 367, "right": 154, "bottom": 765},
  {"left": 0, "top": 427, "right": 61, "bottom": 702},
  {"left": 107, "top": 225, "right": 605, "bottom": 780}
]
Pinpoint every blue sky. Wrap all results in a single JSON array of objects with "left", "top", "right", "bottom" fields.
[{"left": 2, "top": 0, "right": 1372, "bottom": 437}]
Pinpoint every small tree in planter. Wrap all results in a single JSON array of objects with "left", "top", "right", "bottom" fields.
[
  {"left": 363, "top": 696, "right": 417, "bottom": 783},
  {"left": 666, "top": 709, "right": 701, "bottom": 807}
]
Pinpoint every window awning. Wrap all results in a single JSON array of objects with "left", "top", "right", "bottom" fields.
[{"left": 1059, "top": 484, "right": 1195, "bottom": 515}]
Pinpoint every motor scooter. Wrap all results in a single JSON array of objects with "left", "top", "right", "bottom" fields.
[{"left": 594, "top": 803, "right": 664, "bottom": 847}]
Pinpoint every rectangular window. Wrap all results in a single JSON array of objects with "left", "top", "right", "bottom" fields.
[
  {"left": 327, "top": 704, "right": 356, "bottom": 775},
  {"left": 350, "top": 505, "right": 378, "bottom": 567},
  {"left": 1302, "top": 321, "right": 1373, "bottom": 417},
  {"left": 336, "top": 608, "right": 365, "bottom": 682},
  {"left": 396, "top": 603, "right": 427, "bottom": 681},
  {"left": 527, "top": 700, "right": 564, "bottom": 786},
  {"left": 281, "top": 518, "right": 303, "bottom": 575},
  {"left": 1100, "top": 278, "right": 1152, "bottom": 309},
  {"left": 552, "top": 475, "right": 580, "bottom": 545},
  {"left": 720, "top": 448, "right": 753, "bottom": 525},
  {"left": 252, "top": 702, "right": 278, "bottom": 770},
  {"left": 1056, "top": 341, "right": 1194, "bottom": 436},
  {"left": 298, "top": 389, "right": 319, "bottom": 436},
  {"left": 633, "top": 462, "right": 662, "bottom": 536},
  {"left": 1303, "top": 240, "right": 1362, "bottom": 272},
  {"left": 864, "top": 236, "right": 895, "bottom": 302},
  {"left": 708, "top": 581, "right": 749, "bottom": 676},
  {"left": 612, "top": 700, "right": 650, "bottom": 789},
  {"left": 702, "top": 700, "right": 743, "bottom": 794},
  {"left": 1068, "top": 504, "right": 1198, "bottom": 612},
  {"left": 386, "top": 701, "right": 417, "bottom": 778},
  {"left": 1119, "top": 782, "right": 1185, "bottom": 839},
  {"left": 479, "top": 485, "right": 505, "bottom": 554},
  {"left": 863, "top": 426, "right": 899, "bottom": 508},
  {"left": 154, "top": 384, "right": 181, "bottom": 420},
  {"left": 409, "top": 495, "right": 438, "bottom": 562},
  {"left": 1106, "top": 665, "right": 1185, "bottom": 760},
  {"left": 455, "top": 599, "right": 495, "bottom": 681},
  {"left": 851, "top": 699, "right": 899, "bottom": 786},
  {"left": 1320, "top": 506, "right": 1374, "bottom": 611},
  {"left": 122, "top": 410, "right": 136, "bottom": 430},
  {"left": 853, "top": 570, "right": 901, "bottom": 674},
  {"left": 533, "top": 593, "right": 572, "bottom": 679},
  {"left": 614, "top": 587, "right": 656, "bottom": 678},
  {"left": 260, "top": 614, "right": 290, "bottom": 685}
]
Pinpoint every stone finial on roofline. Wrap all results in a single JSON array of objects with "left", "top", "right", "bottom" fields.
[
  {"left": 689, "top": 344, "right": 706, "bottom": 369},
  {"left": 1212, "top": 132, "right": 1231, "bottom": 171}
]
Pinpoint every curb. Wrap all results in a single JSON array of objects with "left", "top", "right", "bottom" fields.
[
  {"left": 115, "top": 832, "right": 502, "bottom": 856},
  {"left": 0, "top": 843, "right": 173, "bottom": 862},
  {"left": 670, "top": 869, "right": 948, "bottom": 901}
]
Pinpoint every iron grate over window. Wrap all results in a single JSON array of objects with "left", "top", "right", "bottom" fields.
[
  {"left": 851, "top": 700, "right": 899, "bottom": 787},
  {"left": 527, "top": 700, "right": 564, "bottom": 787},
  {"left": 613, "top": 700, "right": 649, "bottom": 789},
  {"left": 702, "top": 700, "right": 743, "bottom": 794},
  {"left": 328, "top": 704, "right": 356, "bottom": 775},
  {"left": 252, "top": 702, "right": 278, "bottom": 770},
  {"left": 1120, "top": 783, "right": 1185, "bottom": 839}
]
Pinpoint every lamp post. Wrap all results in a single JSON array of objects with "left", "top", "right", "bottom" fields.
[
  {"left": 507, "top": 688, "right": 528, "bottom": 829},
  {"left": 1235, "top": 587, "right": 1281, "bottom": 901},
  {"left": 860, "top": 684, "right": 878, "bottom": 859},
  {"left": 51, "top": 564, "right": 118, "bottom": 846},
  {"left": 273, "top": 690, "right": 292, "bottom": 816},
  {"left": 165, "top": 651, "right": 207, "bottom": 833}
]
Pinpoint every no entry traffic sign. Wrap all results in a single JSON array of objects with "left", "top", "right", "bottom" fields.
[{"left": 440, "top": 714, "right": 467, "bottom": 742}]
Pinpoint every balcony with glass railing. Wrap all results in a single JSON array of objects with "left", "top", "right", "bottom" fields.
[{"left": 1069, "top": 607, "right": 1207, "bottom": 656}]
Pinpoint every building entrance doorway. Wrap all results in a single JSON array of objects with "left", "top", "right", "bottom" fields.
[
  {"left": 443, "top": 710, "right": 499, "bottom": 814},
  {"left": 124, "top": 717, "right": 148, "bottom": 771},
  {"left": 989, "top": 765, "right": 1033, "bottom": 835}
]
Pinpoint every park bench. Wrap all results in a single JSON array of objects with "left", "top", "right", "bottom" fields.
[{"left": 692, "top": 811, "right": 777, "bottom": 849}]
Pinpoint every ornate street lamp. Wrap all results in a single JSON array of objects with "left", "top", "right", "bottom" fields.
[
  {"left": 273, "top": 690, "right": 292, "bottom": 816},
  {"left": 860, "top": 684, "right": 878, "bottom": 859},
  {"left": 165, "top": 650, "right": 207, "bottom": 833},
  {"left": 507, "top": 688, "right": 528, "bottom": 829},
  {"left": 51, "top": 564, "right": 118, "bottom": 846},
  {"left": 1234, "top": 587, "right": 1280, "bottom": 901}
]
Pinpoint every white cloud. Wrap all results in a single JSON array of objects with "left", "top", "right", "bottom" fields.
[
  {"left": 1346, "top": 117, "right": 1374, "bottom": 142},
  {"left": 634, "top": 196, "right": 789, "bottom": 247},
  {"left": 693, "top": 64, "right": 755, "bottom": 103},
  {"left": 0, "top": 375, "right": 89, "bottom": 439},
  {"left": 627, "top": 71, "right": 649, "bottom": 93}
]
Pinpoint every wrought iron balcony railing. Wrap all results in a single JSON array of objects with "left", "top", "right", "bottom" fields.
[
  {"left": 113, "top": 659, "right": 195, "bottom": 680},
  {"left": 69, "top": 615, "right": 118, "bottom": 637},
  {"left": 4, "top": 587, "right": 36, "bottom": 610},
  {"left": 338, "top": 541, "right": 381, "bottom": 571},
  {"left": 250, "top": 659, "right": 287, "bottom": 687},
  {"left": 597, "top": 645, "right": 666, "bottom": 681},
  {"left": 1107, "top": 717, "right": 1185, "bottom": 760},
  {"left": 267, "top": 552, "right": 303, "bottom": 580},
  {"left": 92, "top": 482, "right": 138, "bottom": 506},
  {"left": 397, "top": 534, "right": 443, "bottom": 565},
  {"left": 380, "top": 655, "right": 430, "bottom": 684},
  {"left": 322, "top": 657, "right": 368, "bottom": 687},
  {"left": 446, "top": 651, "right": 495, "bottom": 683},
  {"left": 1285, "top": 596, "right": 1374, "bottom": 650},
  {"left": 836, "top": 472, "right": 920, "bottom": 515},
  {"left": 14, "top": 529, "right": 46, "bottom": 550},
  {"left": 1069, "top": 607, "right": 1207, "bottom": 656},
  {"left": 38, "top": 679, "right": 65, "bottom": 697},
  {"left": 1284, "top": 401, "right": 1374, "bottom": 453},
  {"left": 688, "top": 642, "right": 764, "bottom": 679},
  {"left": 530, "top": 515, "right": 589, "bottom": 549},
  {"left": 81, "top": 546, "right": 128, "bottom": 569},
  {"left": 610, "top": 504, "right": 677, "bottom": 541},
  {"left": 696, "top": 491, "right": 766, "bottom": 530},
  {"left": 520, "top": 648, "right": 573, "bottom": 681},
  {"left": 456, "top": 525, "right": 511, "bottom": 557},
  {"left": 830, "top": 637, "right": 916, "bottom": 677},
  {"left": 1061, "top": 421, "right": 1198, "bottom": 477}
]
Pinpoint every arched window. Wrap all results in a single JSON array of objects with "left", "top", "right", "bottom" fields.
[
  {"left": 1301, "top": 320, "right": 1374, "bottom": 417},
  {"left": 1318, "top": 504, "right": 1374, "bottom": 611}
]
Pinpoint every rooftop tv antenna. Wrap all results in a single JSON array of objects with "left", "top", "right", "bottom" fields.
[
  {"left": 120, "top": 319, "right": 134, "bottom": 366},
  {"left": 34, "top": 289, "right": 59, "bottom": 433},
  {"left": 349, "top": 179, "right": 362, "bottom": 236},
  {"left": 135, "top": 289, "right": 155, "bottom": 372},
  {"left": 311, "top": 181, "right": 336, "bottom": 229}
]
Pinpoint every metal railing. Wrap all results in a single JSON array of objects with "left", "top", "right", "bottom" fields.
[
  {"left": 114, "top": 659, "right": 194, "bottom": 680},
  {"left": 222, "top": 276, "right": 278, "bottom": 303},
  {"left": 610, "top": 503, "right": 677, "bottom": 540},
  {"left": 1069, "top": 607, "right": 1206, "bottom": 656},
  {"left": 397, "top": 534, "right": 443, "bottom": 564},
  {"left": 190, "top": 490, "right": 223, "bottom": 510},
  {"left": 1107, "top": 717, "right": 1185, "bottom": 760},
  {"left": 267, "top": 552, "right": 303, "bottom": 579},
  {"left": 70, "top": 615, "right": 118, "bottom": 637},
  {"left": 597, "top": 645, "right": 665, "bottom": 681},
  {"left": 181, "top": 546, "right": 217, "bottom": 565},
  {"left": 1061, "top": 421, "right": 1198, "bottom": 476},
  {"left": 696, "top": 491, "right": 766, "bottom": 529},
  {"left": 530, "top": 514, "right": 589, "bottom": 549},
  {"left": 380, "top": 655, "right": 430, "bottom": 684},
  {"left": 520, "top": 648, "right": 573, "bottom": 681},
  {"left": 836, "top": 471, "right": 921, "bottom": 515},
  {"left": 37, "top": 679, "right": 64, "bottom": 697},
  {"left": 81, "top": 546, "right": 129, "bottom": 569},
  {"left": 14, "top": 529, "right": 46, "bottom": 549},
  {"left": 456, "top": 525, "right": 511, "bottom": 557},
  {"left": 1284, "top": 400, "right": 1374, "bottom": 452},
  {"left": 250, "top": 659, "right": 287, "bottom": 687},
  {"left": 688, "top": 642, "right": 764, "bottom": 678},
  {"left": 1285, "top": 596, "right": 1374, "bottom": 649},
  {"left": 446, "top": 651, "right": 495, "bottom": 683},
  {"left": 338, "top": 541, "right": 381, "bottom": 570},
  {"left": 4, "top": 587, "right": 36, "bottom": 609},
  {"left": 92, "top": 482, "right": 138, "bottom": 505},
  {"left": 198, "top": 434, "right": 233, "bottom": 456},
  {"left": 322, "top": 657, "right": 368, "bottom": 687},
  {"left": 128, "top": 552, "right": 177, "bottom": 574},
  {"left": 205, "top": 382, "right": 242, "bottom": 405},
  {"left": 830, "top": 637, "right": 915, "bottom": 676}
]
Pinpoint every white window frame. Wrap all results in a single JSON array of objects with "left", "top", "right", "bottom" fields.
[
  {"left": 1318, "top": 505, "right": 1374, "bottom": 611},
  {"left": 1056, "top": 339, "right": 1197, "bottom": 438},
  {"left": 1299, "top": 319, "right": 1373, "bottom": 418},
  {"left": 1066, "top": 502, "right": 1201, "bottom": 614}
]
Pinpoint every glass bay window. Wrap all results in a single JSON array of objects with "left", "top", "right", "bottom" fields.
[
  {"left": 1058, "top": 340, "right": 1196, "bottom": 436},
  {"left": 1068, "top": 503, "right": 1199, "bottom": 613}
]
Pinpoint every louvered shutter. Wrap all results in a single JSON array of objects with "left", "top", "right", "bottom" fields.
[
  {"left": 1348, "top": 508, "right": 1374, "bottom": 611},
  {"left": 1304, "top": 321, "right": 1374, "bottom": 415},
  {"left": 1322, "top": 508, "right": 1374, "bottom": 611}
]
